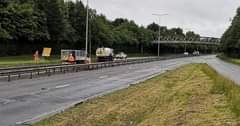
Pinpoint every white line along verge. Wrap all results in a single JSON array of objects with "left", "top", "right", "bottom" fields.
[
  {"left": 55, "top": 84, "right": 71, "bottom": 89},
  {"left": 99, "top": 75, "right": 108, "bottom": 79}
]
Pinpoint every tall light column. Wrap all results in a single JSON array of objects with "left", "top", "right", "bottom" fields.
[
  {"left": 152, "top": 14, "right": 168, "bottom": 56},
  {"left": 85, "top": 0, "right": 89, "bottom": 57}
]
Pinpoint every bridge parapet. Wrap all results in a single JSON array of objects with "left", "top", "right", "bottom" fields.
[
  {"left": 156, "top": 36, "right": 220, "bottom": 43},
  {"left": 152, "top": 36, "right": 220, "bottom": 45}
]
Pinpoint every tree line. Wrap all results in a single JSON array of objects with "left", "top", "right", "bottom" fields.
[
  {"left": 0, "top": 0, "right": 211, "bottom": 56},
  {"left": 221, "top": 7, "right": 240, "bottom": 57}
]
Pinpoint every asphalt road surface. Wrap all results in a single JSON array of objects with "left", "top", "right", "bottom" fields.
[
  {"left": 207, "top": 56, "right": 240, "bottom": 85},
  {"left": 0, "top": 55, "right": 239, "bottom": 126}
]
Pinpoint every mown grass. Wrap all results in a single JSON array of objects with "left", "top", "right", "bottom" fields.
[
  {"left": 201, "top": 64, "right": 240, "bottom": 117},
  {"left": 33, "top": 64, "right": 240, "bottom": 126},
  {"left": 0, "top": 55, "right": 61, "bottom": 67}
]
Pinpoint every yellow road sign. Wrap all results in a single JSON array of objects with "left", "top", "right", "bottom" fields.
[{"left": 42, "top": 48, "right": 52, "bottom": 57}]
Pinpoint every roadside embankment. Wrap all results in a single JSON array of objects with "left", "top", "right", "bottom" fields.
[
  {"left": 33, "top": 64, "right": 240, "bottom": 126},
  {"left": 217, "top": 54, "right": 240, "bottom": 66}
]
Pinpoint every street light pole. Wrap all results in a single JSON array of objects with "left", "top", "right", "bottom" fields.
[
  {"left": 158, "top": 17, "right": 161, "bottom": 56},
  {"left": 152, "top": 14, "right": 168, "bottom": 56},
  {"left": 85, "top": 0, "right": 89, "bottom": 57}
]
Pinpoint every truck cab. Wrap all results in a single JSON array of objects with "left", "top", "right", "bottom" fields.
[{"left": 96, "top": 48, "right": 114, "bottom": 62}]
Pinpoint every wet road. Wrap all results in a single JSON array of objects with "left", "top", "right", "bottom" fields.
[
  {"left": 0, "top": 55, "right": 238, "bottom": 126},
  {"left": 206, "top": 56, "right": 240, "bottom": 85}
]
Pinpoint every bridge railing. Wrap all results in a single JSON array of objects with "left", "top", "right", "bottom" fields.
[
  {"left": 152, "top": 36, "right": 220, "bottom": 44},
  {"left": 156, "top": 37, "right": 220, "bottom": 42}
]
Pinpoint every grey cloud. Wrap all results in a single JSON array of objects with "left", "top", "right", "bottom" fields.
[{"left": 80, "top": 0, "right": 240, "bottom": 37}]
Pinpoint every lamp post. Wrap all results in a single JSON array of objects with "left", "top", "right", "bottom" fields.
[
  {"left": 85, "top": 0, "right": 89, "bottom": 57},
  {"left": 184, "top": 28, "right": 191, "bottom": 52},
  {"left": 152, "top": 13, "right": 168, "bottom": 56}
]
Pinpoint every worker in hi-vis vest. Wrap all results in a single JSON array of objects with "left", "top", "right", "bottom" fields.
[
  {"left": 84, "top": 54, "right": 91, "bottom": 64},
  {"left": 33, "top": 50, "right": 40, "bottom": 64},
  {"left": 68, "top": 54, "right": 75, "bottom": 64}
]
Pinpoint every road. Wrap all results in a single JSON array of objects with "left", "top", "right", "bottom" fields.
[
  {"left": 0, "top": 55, "right": 239, "bottom": 126},
  {"left": 206, "top": 56, "right": 240, "bottom": 85}
]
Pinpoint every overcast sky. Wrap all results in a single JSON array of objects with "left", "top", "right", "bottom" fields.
[{"left": 79, "top": 0, "right": 240, "bottom": 38}]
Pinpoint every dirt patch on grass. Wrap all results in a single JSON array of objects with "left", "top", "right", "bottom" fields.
[{"left": 33, "top": 64, "right": 240, "bottom": 126}]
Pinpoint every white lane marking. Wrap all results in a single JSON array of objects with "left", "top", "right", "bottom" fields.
[
  {"left": 99, "top": 75, "right": 108, "bottom": 79},
  {"left": 0, "top": 98, "right": 16, "bottom": 105},
  {"left": 55, "top": 84, "right": 71, "bottom": 89}
]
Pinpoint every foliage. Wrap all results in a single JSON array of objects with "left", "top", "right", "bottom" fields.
[
  {"left": 221, "top": 7, "right": 240, "bottom": 57},
  {"left": 217, "top": 53, "right": 240, "bottom": 66},
  {"left": 0, "top": 0, "right": 210, "bottom": 56}
]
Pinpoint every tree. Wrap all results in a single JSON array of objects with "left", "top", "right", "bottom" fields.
[
  {"left": 137, "top": 27, "right": 154, "bottom": 53},
  {"left": 221, "top": 7, "right": 240, "bottom": 57},
  {"left": 0, "top": 0, "right": 204, "bottom": 56},
  {"left": 33, "top": 0, "right": 49, "bottom": 42},
  {"left": 45, "top": 0, "right": 66, "bottom": 46},
  {"left": 185, "top": 31, "right": 200, "bottom": 40},
  {"left": 91, "top": 15, "right": 115, "bottom": 47},
  {"left": 0, "top": 23, "right": 11, "bottom": 39},
  {"left": 147, "top": 22, "right": 159, "bottom": 32},
  {"left": 67, "top": 0, "right": 86, "bottom": 48},
  {"left": 112, "top": 18, "right": 128, "bottom": 27}
]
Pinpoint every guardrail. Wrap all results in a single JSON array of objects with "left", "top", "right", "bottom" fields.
[
  {"left": 0, "top": 55, "right": 186, "bottom": 82},
  {"left": 0, "top": 64, "right": 70, "bottom": 71}
]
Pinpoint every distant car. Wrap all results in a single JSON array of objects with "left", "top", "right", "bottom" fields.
[
  {"left": 115, "top": 52, "right": 127, "bottom": 60},
  {"left": 193, "top": 51, "right": 200, "bottom": 56},
  {"left": 184, "top": 52, "right": 189, "bottom": 56}
]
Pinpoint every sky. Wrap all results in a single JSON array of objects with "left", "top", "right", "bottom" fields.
[{"left": 78, "top": 0, "right": 240, "bottom": 38}]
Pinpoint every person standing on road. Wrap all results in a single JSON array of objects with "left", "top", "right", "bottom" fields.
[
  {"left": 33, "top": 50, "right": 40, "bottom": 64},
  {"left": 68, "top": 54, "right": 75, "bottom": 64},
  {"left": 84, "top": 55, "right": 91, "bottom": 64}
]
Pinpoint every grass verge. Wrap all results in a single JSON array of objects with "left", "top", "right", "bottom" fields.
[
  {"left": 0, "top": 55, "right": 61, "bottom": 67},
  {"left": 201, "top": 64, "right": 240, "bottom": 117},
  {"left": 33, "top": 64, "right": 240, "bottom": 126},
  {"left": 0, "top": 54, "right": 154, "bottom": 68},
  {"left": 217, "top": 53, "right": 240, "bottom": 66}
]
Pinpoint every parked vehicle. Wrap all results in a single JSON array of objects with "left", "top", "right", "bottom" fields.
[
  {"left": 184, "top": 52, "right": 189, "bottom": 56},
  {"left": 96, "top": 48, "right": 114, "bottom": 62},
  {"left": 61, "top": 50, "right": 86, "bottom": 64},
  {"left": 115, "top": 52, "right": 127, "bottom": 60},
  {"left": 193, "top": 51, "right": 200, "bottom": 56}
]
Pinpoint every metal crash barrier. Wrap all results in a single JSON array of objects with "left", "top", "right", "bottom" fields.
[{"left": 0, "top": 55, "right": 186, "bottom": 81}]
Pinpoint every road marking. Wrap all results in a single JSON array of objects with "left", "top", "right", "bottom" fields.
[
  {"left": 99, "top": 75, "right": 108, "bottom": 79},
  {"left": 55, "top": 84, "right": 71, "bottom": 89},
  {"left": 0, "top": 98, "right": 16, "bottom": 105}
]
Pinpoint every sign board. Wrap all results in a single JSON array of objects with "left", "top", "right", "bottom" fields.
[{"left": 42, "top": 48, "right": 52, "bottom": 57}]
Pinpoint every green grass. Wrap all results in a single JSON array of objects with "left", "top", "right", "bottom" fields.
[
  {"left": 201, "top": 64, "right": 240, "bottom": 117},
  {"left": 217, "top": 54, "right": 240, "bottom": 66},
  {"left": 33, "top": 64, "right": 240, "bottom": 126},
  {"left": 0, "top": 53, "right": 155, "bottom": 68},
  {"left": 0, "top": 53, "right": 160, "bottom": 68},
  {"left": 216, "top": 54, "right": 240, "bottom": 114},
  {"left": 0, "top": 55, "right": 61, "bottom": 67}
]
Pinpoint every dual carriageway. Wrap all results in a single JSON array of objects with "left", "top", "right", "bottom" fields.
[{"left": 0, "top": 55, "right": 239, "bottom": 126}]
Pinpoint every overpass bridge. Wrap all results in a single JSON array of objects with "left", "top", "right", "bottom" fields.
[
  {"left": 152, "top": 36, "right": 220, "bottom": 56},
  {"left": 152, "top": 37, "right": 220, "bottom": 46}
]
